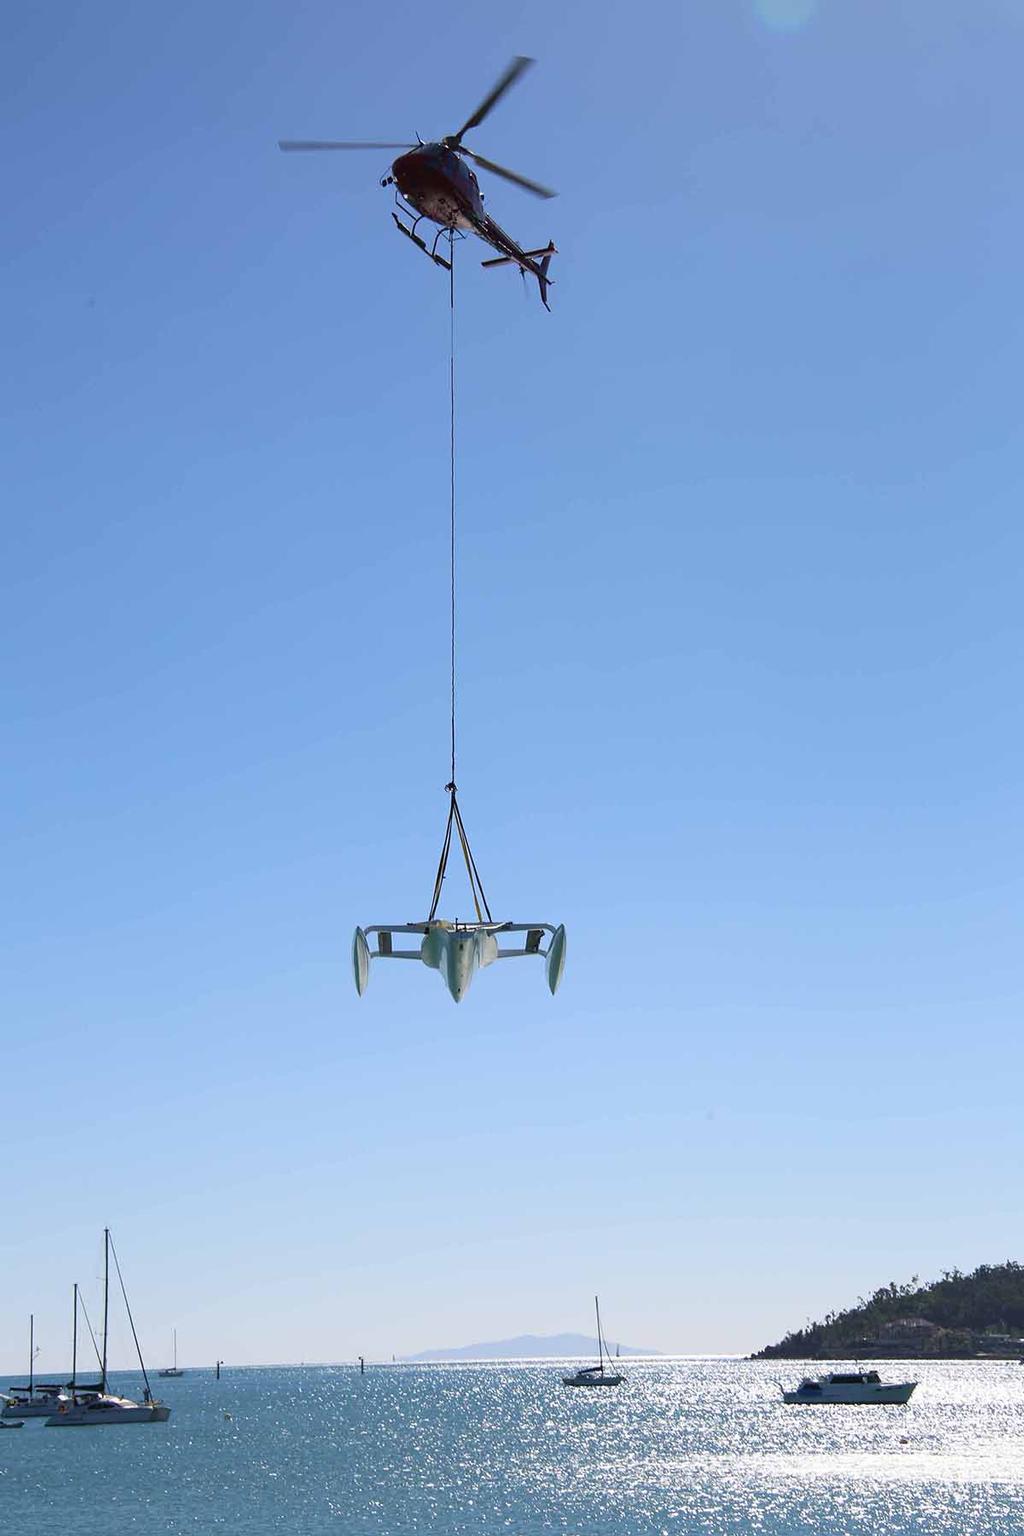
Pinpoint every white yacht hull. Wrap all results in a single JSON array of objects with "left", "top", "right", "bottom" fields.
[
  {"left": 782, "top": 1383, "right": 915, "bottom": 1405},
  {"left": 3, "top": 1397, "right": 68, "bottom": 1418},
  {"left": 46, "top": 1396, "right": 170, "bottom": 1426},
  {"left": 562, "top": 1372, "right": 624, "bottom": 1388}
]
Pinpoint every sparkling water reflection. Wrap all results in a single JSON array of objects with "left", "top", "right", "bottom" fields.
[{"left": 2, "top": 1359, "right": 1024, "bottom": 1533}]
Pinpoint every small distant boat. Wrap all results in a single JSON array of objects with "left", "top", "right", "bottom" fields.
[
  {"left": 46, "top": 1231, "right": 170, "bottom": 1427},
  {"left": 781, "top": 1370, "right": 916, "bottom": 1405},
  {"left": 158, "top": 1330, "right": 185, "bottom": 1378},
  {"left": 562, "top": 1296, "right": 624, "bottom": 1388},
  {"left": 1, "top": 1314, "right": 71, "bottom": 1419}
]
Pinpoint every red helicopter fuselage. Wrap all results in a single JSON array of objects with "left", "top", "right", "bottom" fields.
[{"left": 391, "top": 143, "right": 484, "bottom": 230}]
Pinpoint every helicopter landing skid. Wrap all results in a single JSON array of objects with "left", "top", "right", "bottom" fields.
[{"left": 391, "top": 213, "right": 452, "bottom": 271}]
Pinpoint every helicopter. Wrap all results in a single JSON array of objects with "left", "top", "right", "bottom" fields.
[{"left": 279, "top": 56, "right": 558, "bottom": 308}]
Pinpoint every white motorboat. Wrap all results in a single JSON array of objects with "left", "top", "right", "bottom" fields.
[
  {"left": 781, "top": 1369, "right": 916, "bottom": 1405},
  {"left": 46, "top": 1232, "right": 170, "bottom": 1428},
  {"left": 158, "top": 1329, "right": 185, "bottom": 1377},
  {"left": 2, "top": 1314, "right": 71, "bottom": 1418},
  {"left": 562, "top": 1296, "right": 624, "bottom": 1388}
]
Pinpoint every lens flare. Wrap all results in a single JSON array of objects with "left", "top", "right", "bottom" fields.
[{"left": 754, "top": 0, "right": 818, "bottom": 30}]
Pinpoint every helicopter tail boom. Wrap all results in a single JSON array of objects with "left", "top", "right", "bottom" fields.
[{"left": 480, "top": 231, "right": 556, "bottom": 310}]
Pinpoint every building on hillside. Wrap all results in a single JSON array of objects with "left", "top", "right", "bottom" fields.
[{"left": 879, "top": 1317, "right": 938, "bottom": 1343}]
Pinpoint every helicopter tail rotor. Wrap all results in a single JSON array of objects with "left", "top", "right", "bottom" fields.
[{"left": 481, "top": 240, "right": 556, "bottom": 310}]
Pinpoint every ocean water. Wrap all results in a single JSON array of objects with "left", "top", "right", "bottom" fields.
[{"left": 2, "top": 1358, "right": 1024, "bottom": 1534}]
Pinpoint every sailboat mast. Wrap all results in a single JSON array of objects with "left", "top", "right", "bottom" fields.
[
  {"left": 595, "top": 1295, "right": 604, "bottom": 1373},
  {"left": 71, "top": 1284, "right": 78, "bottom": 1395},
  {"left": 173, "top": 1328, "right": 177, "bottom": 1370},
  {"left": 101, "top": 1227, "right": 110, "bottom": 1393},
  {"left": 29, "top": 1313, "right": 34, "bottom": 1398}
]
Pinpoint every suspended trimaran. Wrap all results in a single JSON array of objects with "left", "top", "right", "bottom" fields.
[
  {"left": 46, "top": 1229, "right": 170, "bottom": 1426},
  {"left": 354, "top": 915, "right": 566, "bottom": 1004},
  {"left": 351, "top": 223, "right": 565, "bottom": 1004},
  {"left": 353, "top": 783, "right": 565, "bottom": 1001}
]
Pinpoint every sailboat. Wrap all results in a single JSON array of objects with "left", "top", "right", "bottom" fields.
[
  {"left": 158, "top": 1329, "right": 185, "bottom": 1377},
  {"left": 1, "top": 1314, "right": 71, "bottom": 1418},
  {"left": 46, "top": 1230, "right": 170, "bottom": 1426},
  {"left": 562, "top": 1296, "right": 625, "bottom": 1388}
]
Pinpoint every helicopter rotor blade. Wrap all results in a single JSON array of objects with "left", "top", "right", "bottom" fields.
[
  {"left": 459, "top": 147, "right": 556, "bottom": 200},
  {"left": 278, "top": 140, "right": 413, "bottom": 152},
  {"left": 450, "top": 56, "right": 534, "bottom": 144}
]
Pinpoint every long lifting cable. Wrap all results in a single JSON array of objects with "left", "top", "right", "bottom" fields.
[
  {"left": 428, "top": 233, "right": 492, "bottom": 926},
  {"left": 449, "top": 233, "right": 457, "bottom": 789}
]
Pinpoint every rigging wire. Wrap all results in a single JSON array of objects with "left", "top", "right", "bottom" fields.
[
  {"left": 108, "top": 1231, "right": 155, "bottom": 1403},
  {"left": 77, "top": 1291, "right": 105, "bottom": 1373}
]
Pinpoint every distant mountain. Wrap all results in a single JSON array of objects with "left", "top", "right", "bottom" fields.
[
  {"left": 753, "top": 1262, "right": 1024, "bottom": 1360},
  {"left": 403, "top": 1333, "right": 659, "bottom": 1362}
]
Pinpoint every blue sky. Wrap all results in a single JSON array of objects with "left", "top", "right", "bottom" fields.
[{"left": 3, "top": 0, "right": 1023, "bottom": 1371}]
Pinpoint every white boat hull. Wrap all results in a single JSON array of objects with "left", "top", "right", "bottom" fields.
[
  {"left": 562, "top": 1372, "right": 624, "bottom": 1388},
  {"left": 782, "top": 1383, "right": 916, "bottom": 1405},
  {"left": 46, "top": 1395, "right": 170, "bottom": 1426},
  {"left": 3, "top": 1397, "right": 67, "bottom": 1418}
]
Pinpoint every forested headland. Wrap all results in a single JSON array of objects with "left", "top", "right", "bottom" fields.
[{"left": 754, "top": 1263, "right": 1024, "bottom": 1359}]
